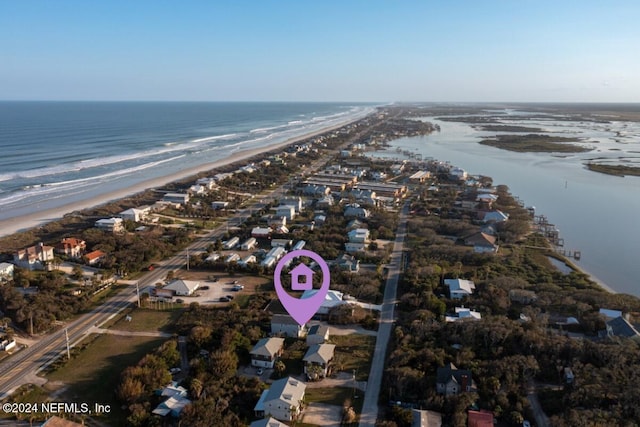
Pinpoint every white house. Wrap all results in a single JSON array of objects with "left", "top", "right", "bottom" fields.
[
  {"left": 271, "top": 239, "right": 292, "bottom": 249},
  {"left": 196, "top": 177, "right": 218, "bottom": 190},
  {"left": 252, "top": 227, "right": 272, "bottom": 238},
  {"left": 445, "top": 307, "right": 482, "bottom": 322},
  {"left": 163, "top": 279, "right": 200, "bottom": 296},
  {"left": 275, "top": 205, "right": 296, "bottom": 221},
  {"left": 212, "top": 201, "right": 230, "bottom": 210},
  {"left": 300, "top": 289, "right": 345, "bottom": 315},
  {"left": 281, "top": 197, "right": 303, "bottom": 213},
  {"left": 95, "top": 217, "right": 124, "bottom": 233},
  {"left": 223, "top": 237, "right": 240, "bottom": 250},
  {"left": 345, "top": 242, "right": 367, "bottom": 253},
  {"left": 271, "top": 314, "right": 306, "bottom": 338},
  {"left": 56, "top": 238, "right": 87, "bottom": 259},
  {"left": 250, "top": 337, "right": 285, "bottom": 368},
  {"left": 239, "top": 255, "right": 257, "bottom": 266},
  {"left": 14, "top": 243, "right": 55, "bottom": 270},
  {"left": 225, "top": 253, "right": 240, "bottom": 263},
  {"left": 241, "top": 237, "right": 258, "bottom": 251},
  {"left": 444, "top": 279, "right": 476, "bottom": 299},
  {"left": 162, "top": 193, "right": 190, "bottom": 205},
  {"left": 119, "top": 207, "right": 150, "bottom": 222},
  {"left": 348, "top": 228, "right": 370, "bottom": 243},
  {"left": 254, "top": 377, "right": 306, "bottom": 422},
  {"left": 303, "top": 343, "right": 336, "bottom": 379},
  {"left": 482, "top": 210, "right": 509, "bottom": 223},
  {"left": 189, "top": 184, "right": 207, "bottom": 195},
  {"left": 0, "top": 262, "right": 14, "bottom": 281}
]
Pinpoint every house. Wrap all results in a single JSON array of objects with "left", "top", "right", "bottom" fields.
[
  {"left": 225, "top": 253, "right": 240, "bottom": 263},
  {"left": 306, "top": 324, "right": 330, "bottom": 345},
  {"left": 240, "top": 255, "right": 257, "bottom": 266},
  {"left": 250, "top": 418, "right": 289, "bottom": 427},
  {"left": 303, "top": 343, "right": 336, "bottom": 379},
  {"left": 345, "top": 242, "right": 367, "bottom": 253},
  {"left": 271, "top": 239, "right": 293, "bottom": 249},
  {"left": 14, "top": 243, "right": 55, "bottom": 270},
  {"left": 196, "top": 177, "right": 218, "bottom": 190},
  {"left": 314, "top": 214, "right": 327, "bottom": 225},
  {"left": 599, "top": 308, "right": 623, "bottom": 320},
  {"left": 56, "top": 238, "right": 87, "bottom": 259},
  {"left": 436, "top": 363, "right": 475, "bottom": 395},
  {"left": 411, "top": 409, "right": 442, "bottom": 427},
  {"left": 346, "top": 219, "right": 367, "bottom": 231},
  {"left": 84, "top": 250, "right": 106, "bottom": 265},
  {"left": 156, "top": 383, "right": 188, "bottom": 399},
  {"left": 0, "top": 262, "right": 15, "bottom": 281},
  {"left": 463, "top": 232, "right": 498, "bottom": 253},
  {"left": 348, "top": 228, "right": 370, "bottom": 243},
  {"left": 390, "top": 163, "right": 405, "bottom": 175},
  {"left": 189, "top": 184, "right": 207, "bottom": 195},
  {"left": 152, "top": 395, "right": 191, "bottom": 418},
  {"left": 261, "top": 256, "right": 277, "bottom": 268},
  {"left": 281, "top": 197, "right": 303, "bottom": 213},
  {"left": 275, "top": 205, "right": 296, "bottom": 221},
  {"left": 162, "top": 192, "right": 190, "bottom": 205},
  {"left": 316, "top": 195, "right": 334, "bottom": 208},
  {"left": 95, "top": 217, "right": 124, "bottom": 233},
  {"left": 223, "top": 237, "right": 240, "bottom": 250},
  {"left": 467, "top": 410, "right": 494, "bottom": 427},
  {"left": 344, "top": 204, "right": 370, "bottom": 219},
  {"left": 444, "top": 279, "right": 476, "bottom": 299},
  {"left": 254, "top": 377, "right": 306, "bottom": 422},
  {"left": 300, "top": 289, "right": 345, "bottom": 315},
  {"left": 205, "top": 253, "right": 221, "bottom": 263},
  {"left": 409, "top": 170, "right": 431, "bottom": 183},
  {"left": 252, "top": 227, "right": 272, "bottom": 238},
  {"left": 482, "top": 210, "right": 509, "bottom": 223},
  {"left": 163, "top": 279, "right": 200, "bottom": 296},
  {"left": 291, "top": 240, "right": 306, "bottom": 251},
  {"left": 212, "top": 201, "right": 230, "bottom": 210},
  {"left": 303, "top": 184, "right": 330, "bottom": 197},
  {"left": 604, "top": 316, "right": 640, "bottom": 340},
  {"left": 445, "top": 307, "right": 482, "bottom": 322},
  {"left": 119, "top": 207, "right": 150, "bottom": 222},
  {"left": 291, "top": 263, "right": 314, "bottom": 291},
  {"left": 267, "top": 216, "right": 287, "bottom": 228},
  {"left": 250, "top": 337, "right": 285, "bottom": 368},
  {"left": 241, "top": 237, "right": 258, "bottom": 251},
  {"left": 0, "top": 338, "right": 16, "bottom": 352},
  {"left": 450, "top": 167, "right": 467, "bottom": 181},
  {"left": 271, "top": 314, "right": 306, "bottom": 338},
  {"left": 335, "top": 253, "right": 360, "bottom": 273}
]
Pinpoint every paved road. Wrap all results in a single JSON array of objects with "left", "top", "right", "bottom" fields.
[{"left": 359, "top": 203, "right": 409, "bottom": 427}]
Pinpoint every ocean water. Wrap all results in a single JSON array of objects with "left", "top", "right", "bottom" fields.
[{"left": 0, "top": 101, "right": 374, "bottom": 221}]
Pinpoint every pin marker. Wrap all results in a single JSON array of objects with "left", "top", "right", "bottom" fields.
[{"left": 273, "top": 249, "right": 330, "bottom": 326}]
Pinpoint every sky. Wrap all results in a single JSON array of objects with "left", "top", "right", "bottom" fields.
[{"left": 1, "top": 1, "right": 639, "bottom": 103}]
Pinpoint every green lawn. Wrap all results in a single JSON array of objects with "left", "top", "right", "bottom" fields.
[
  {"left": 104, "top": 306, "right": 182, "bottom": 333},
  {"left": 46, "top": 333, "right": 166, "bottom": 425},
  {"left": 331, "top": 334, "right": 376, "bottom": 382}
]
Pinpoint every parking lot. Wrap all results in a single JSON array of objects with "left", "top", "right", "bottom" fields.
[{"left": 164, "top": 271, "right": 270, "bottom": 306}]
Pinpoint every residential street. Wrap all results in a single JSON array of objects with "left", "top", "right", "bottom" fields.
[{"left": 359, "top": 203, "right": 409, "bottom": 427}]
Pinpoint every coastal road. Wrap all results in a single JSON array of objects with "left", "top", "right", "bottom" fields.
[{"left": 359, "top": 203, "right": 409, "bottom": 427}]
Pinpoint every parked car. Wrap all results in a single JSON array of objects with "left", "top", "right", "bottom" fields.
[
  {"left": 220, "top": 296, "right": 230, "bottom": 302},
  {"left": 232, "top": 284, "right": 244, "bottom": 291},
  {"left": 200, "top": 285, "right": 210, "bottom": 290},
  {"left": 176, "top": 298, "right": 184, "bottom": 303},
  {"left": 232, "top": 280, "right": 239, "bottom": 284},
  {"left": 226, "top": 295, "right": 234, "bottom": 300}
]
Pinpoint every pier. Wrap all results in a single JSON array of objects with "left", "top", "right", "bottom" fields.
[{"left": 533, "top": 215, "right": 581, "bottom": 260}]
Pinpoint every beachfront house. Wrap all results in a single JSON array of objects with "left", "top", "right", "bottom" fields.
[
  {"left": 95, "top": 217, "right": 124, "bottom": 233},
  {"left": 55, "top": 238, "right": 87, "bottom": 259},
  {"left": 14, "top": 243, "right": 55, "bottom": 270},
  {"left": 250, "top": 337, "right": 285, "bottom": 369},
  {"left": 118, "top": 207, "right": 150, "bottom": 222},
  {"left": 254, "top": 377, "right": 306, "bottom": 422},
  {"left": 162, "top": 193, "right": 190, "bottom": 205}
]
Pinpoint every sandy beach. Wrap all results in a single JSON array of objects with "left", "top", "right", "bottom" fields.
[{"left": 0, "top": 119, "right": 357, "bottom": 238}]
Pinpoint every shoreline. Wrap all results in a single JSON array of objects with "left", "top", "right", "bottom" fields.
[{"left": 0, "top": 117, "right": 362, "bottom": 238}]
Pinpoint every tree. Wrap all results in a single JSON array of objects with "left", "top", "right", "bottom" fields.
[{"left": 71, "top": 265, "right": 84, "bottom": 280}]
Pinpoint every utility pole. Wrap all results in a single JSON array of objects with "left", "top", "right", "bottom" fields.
[
  {"left": 65, "top": 328, "right": 71, "bottom": 360},
  {"left": 136, "top": 281, "right": 140, "bottom": 308},
  {"left": 186, "top": 248, "right": 190, "bottom": 271}
]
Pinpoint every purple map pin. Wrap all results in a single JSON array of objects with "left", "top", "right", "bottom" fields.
[{"left": 274, "top": 249, "right": 331, "bottom": 326}]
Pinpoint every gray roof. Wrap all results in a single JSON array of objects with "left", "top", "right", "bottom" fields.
[
  {"left": 436, "top": 362, "right": 473, "bottom": 385},
  {"left": 250, "top": 337, "right": 285, "bottom": 358},
  {"left": 303, "top": 343, "right": 336, "bottom": 364},
  {"left": 272, "top": 314, "right": 300, "bottom": 326},
  {"left": 250, "top": 418, "right": 289, "bottom": 427},
  {"left": 308, "top": 324, "right": 329, "bottom": 337},
  {"left": 607, "top": 316, "right": 640, "bottom": 338},
  {"left": 264, "top": 376, "right": 306, "bottom": 406}
]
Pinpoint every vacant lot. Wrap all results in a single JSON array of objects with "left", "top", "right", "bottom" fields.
[
  {"left": 332, "top": 334, "right": 375, "bottom": 382},
  {"left": 106, "top": 307, "right": 182, "bottom": 333},
  {"left": 46, "top": 333, "right": 166, "bottom": 425}
]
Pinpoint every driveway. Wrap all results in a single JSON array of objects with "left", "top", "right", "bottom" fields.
[{"left": 302, "top": 402, "right": 343, "bottom": 427}]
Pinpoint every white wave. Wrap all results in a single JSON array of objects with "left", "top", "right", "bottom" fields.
[
  {"left": 288, "top": 120, "right": 302, "bottom": 125},
  {"left": 191, "top": 133, "right": 238, "bottom": 143},
  {"left": 250, "top": 124, "right": 289, "bottom": 134}
]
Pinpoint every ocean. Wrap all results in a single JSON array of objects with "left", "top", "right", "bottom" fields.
[{"left": 0, "top": 101, "right": 375, "bottom": 222}]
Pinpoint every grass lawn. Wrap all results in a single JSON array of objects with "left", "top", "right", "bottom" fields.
[
  {"left": 104, "top": 306, "right": 182, "bottom": 333},
  {"left": 46, "top": 333, "right": 166, "bottom": 425},
  {"left": 332, "top": 334, "right": 375, "bottom": 382}
]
